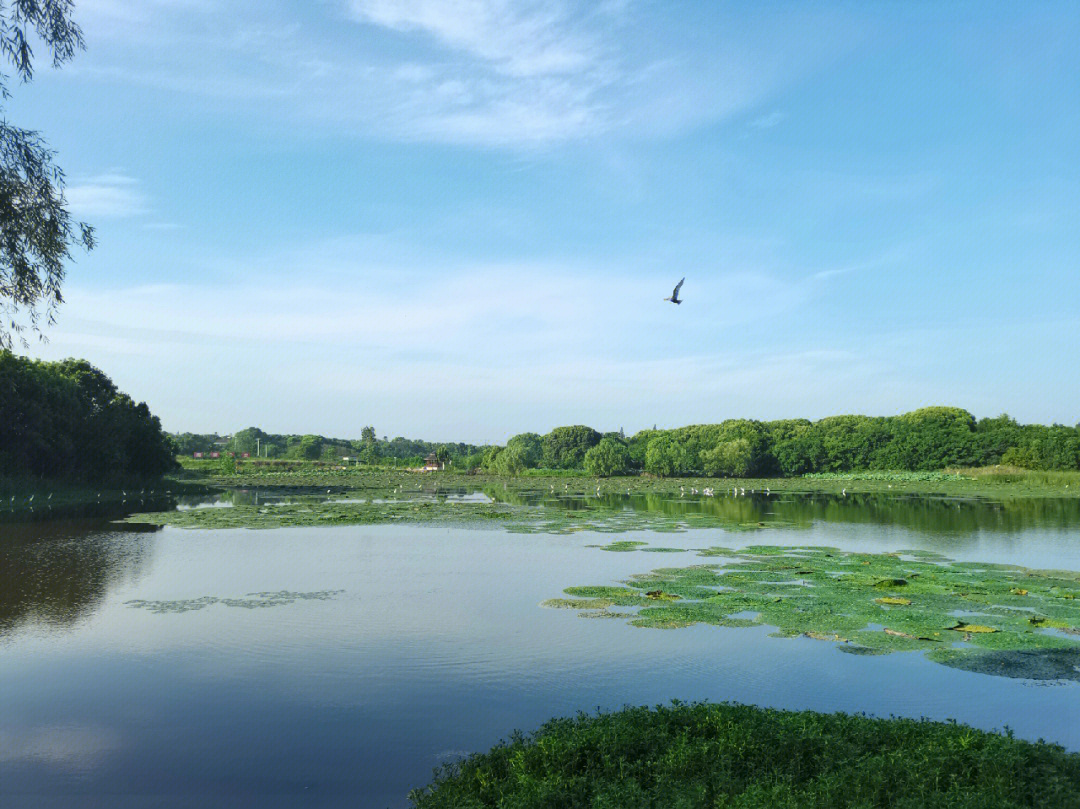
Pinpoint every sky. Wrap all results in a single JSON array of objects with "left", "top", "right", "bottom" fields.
[{"left": 9, "top": 0, "right": 1080, "bottom": 443}]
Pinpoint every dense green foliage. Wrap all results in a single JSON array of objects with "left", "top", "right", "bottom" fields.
[
  {"left": 172, "top": 408, "right": 1080, "bottom": 479},
  {"left": 0, "top": 0, "right": 94, "bottom": 349},
  {"left": 478, "top": 408, "right": 1080, "bottom": 477},
  {"left": 541, "top": 425, "right": 601, "bottom": 469},
  {"left": 170, "top": 426, "right": 489, "bottom": 468},
  {"left": 409, "top": 702, "right": 1080, "bottom": 808},
  {"left": 0, "top": 353, "right": 176, "bottom": 480},
  {"left": 584, "top": 437, "right": 631, "bottom": 477}
]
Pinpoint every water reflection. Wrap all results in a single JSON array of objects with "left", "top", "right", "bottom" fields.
[
  {"left": 480, "top": 487, "right": 1080, "bottom": 535},
  {"left": 0, "top": 519, "right": 156, "bottom": 636},
  {"left": 155, "top": 486, "right": 1080, "bottom": 537}
]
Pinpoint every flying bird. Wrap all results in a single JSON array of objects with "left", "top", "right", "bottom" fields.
[{"left": 664, "top": 277, "right": 684, "bottom": 304}]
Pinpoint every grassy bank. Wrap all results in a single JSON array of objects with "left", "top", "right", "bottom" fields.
[
  {"left": 408, "top": 701, "right": 1080, "bottom": 808},
  {"left": 188, "top": 461, "right": 1080, "bottom": 498}
]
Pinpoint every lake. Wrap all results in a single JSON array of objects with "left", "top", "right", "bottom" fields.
[{"left": 3, "top": 491, "right": 1080, "bottom": 807}]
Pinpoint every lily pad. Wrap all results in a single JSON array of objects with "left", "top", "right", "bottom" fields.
[{"left": 547, "top": 546, "right": 1080, "bottom": 679}]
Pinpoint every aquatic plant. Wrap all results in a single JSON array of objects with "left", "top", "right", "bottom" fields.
[
  {"left": 125, "top": 589, "right": 343, "bottom": 614},
  {"left": 545, "top": 547, "right": 1080, "bottom": 680},
  {"left": 408, "top": 701, "right": 1080, "bottom": 808}
]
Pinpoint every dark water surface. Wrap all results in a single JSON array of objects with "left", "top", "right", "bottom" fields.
[{"left": 3, "top": 494, "right": 1080, "bottom": 808}]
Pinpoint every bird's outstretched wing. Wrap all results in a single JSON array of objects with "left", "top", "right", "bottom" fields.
[{"left": 673, "top": 277, "right": 684, "bottom": 296}]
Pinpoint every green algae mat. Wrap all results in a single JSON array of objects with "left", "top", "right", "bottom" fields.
[
  {"left": 408, "top": 702, "right": 1080, "bottom": 808},
  {"left": 125, "top": 589, "right": 343, "bottom": 614},
  {"left": 544, "top": 545, "right": 1080, "bottom": 680}
]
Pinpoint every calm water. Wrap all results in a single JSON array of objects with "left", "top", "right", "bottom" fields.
[{"left": 3, "top": 493, "right": 1080, "bottom": 808}]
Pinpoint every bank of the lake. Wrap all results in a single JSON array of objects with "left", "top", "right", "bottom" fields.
[
  {"left": 7, "top": 466, "right": 1076, "bottom": 521},
  {"left": 196, "top": 465, "right": 1080, "bottom": 498},
  {"left": 100, "top": 466, "right": 1080, "bottom": 533}
]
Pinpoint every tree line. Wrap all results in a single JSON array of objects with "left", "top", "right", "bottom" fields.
[
  {"left": 171, "top": 426, "right": 490, "bottom": 469},
  {"left": 481, "top": 408, "right": 1080, "bottom": 477},
  {"left": 0, "top": 353, "right": 176, "bottom": 480}
]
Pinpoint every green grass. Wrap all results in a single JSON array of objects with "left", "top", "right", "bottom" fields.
[
  {"left": 545, "top": 546, "right": 1080, "bottom": 679},
  {"left": 407, "top": 701, "right": 1080, "bottom": 808},
  {"left": 178, "top": 462, "right": 1080, "bottom": 498},
  {"left": 804, "top": 470, "right": 966, "bottom": 482}
]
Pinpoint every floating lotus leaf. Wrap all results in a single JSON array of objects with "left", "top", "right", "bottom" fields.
[
  {"left": 948, "top": 622, "right": 998, "bottom": 633},
  {"left": 546, "top": 546, "right": 1080, "bottom": 679}
]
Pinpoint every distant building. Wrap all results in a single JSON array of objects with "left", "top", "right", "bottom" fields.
[{"left": 423, "top": 452, "right": 444, "bottom": 472}]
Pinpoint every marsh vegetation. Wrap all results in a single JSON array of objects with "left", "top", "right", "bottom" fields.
[{"left": 408, "top": 702, "right": 1080, "bottom": 808}]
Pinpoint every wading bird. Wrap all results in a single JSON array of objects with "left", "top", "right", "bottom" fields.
[{"left": 664, "top": 277, "right": 684, "bottom": 304}]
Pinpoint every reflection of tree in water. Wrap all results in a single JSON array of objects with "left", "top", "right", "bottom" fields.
[
  {"left": 0, "top": 520, "right": 157, "bottom": 636},
  {"left": 481, "top": 487, "right": 1080, "bottom": 535}
]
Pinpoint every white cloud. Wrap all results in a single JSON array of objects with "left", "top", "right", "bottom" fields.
[
  {"left": 26, "top": 251, "right": 840, "bottom": 437},
  {"left": 348, "top": 0, "right": 596, "bottom": 78},
  {"left": 61, "top": 1, "right": 860, "bottom": 146},
  {"left": 66, "top": 173, "right": 148, "bottom": 218}
]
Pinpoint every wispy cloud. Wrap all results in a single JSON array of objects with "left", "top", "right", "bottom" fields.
[
  {"left": 65, "top": 173, "right": 149, "bottom": 218},
  {"left": 811, "top": 246, "right": 910, "bottom": 281},
  {"left": 65, "top": 1, "right": 859, "bottom": 146},
  {"left": 348, "top": 0, "right": 597, "bottom": 78},
  {"left": 749, "top": 110, "right": 786, "bottom": 128}
]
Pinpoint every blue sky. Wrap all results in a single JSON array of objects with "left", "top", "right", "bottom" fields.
[{"left": 12, "top": 0, "right": 1080, "bottom": 442}]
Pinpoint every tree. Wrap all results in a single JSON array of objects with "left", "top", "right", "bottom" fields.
[
  {"left": 541, "top": 426, "right": 601, "bottom": 469},
  {"left": 1, "top": 1, "right": 94, "bottom": 349},
  {"left": 296, "top": 434, "right": 323, "bottom": 460},
  {"left": 493, "top": 442, "right": 528, "bottom": 475},
  {"left": 584, "top": 437, "right": 630, "bottom": 477},
  {"left": 505, "top": 432, "right": 542, "bottom": 469},
  {"left": 644, "top": 435, "right": 692, "bottom": 477},
  {"left": 229, "top": 427, "right": 266, "bottom": 456},
  {"left": 701, "top": 439, "right": 753, "bottom": 477},
  {"left": 0, "top": 352, "right": 175, "bottom": 479},
  {"left": 361, "top": 425, "right": 376, "bottom": 444}
]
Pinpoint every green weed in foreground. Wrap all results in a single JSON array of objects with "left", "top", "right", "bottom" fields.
[
  {"left": 545, "top": 546, "right": 1080, "bottom": 679},
  {"left": 408, "top": 701, "right": 1080, "bottom": 808}
]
